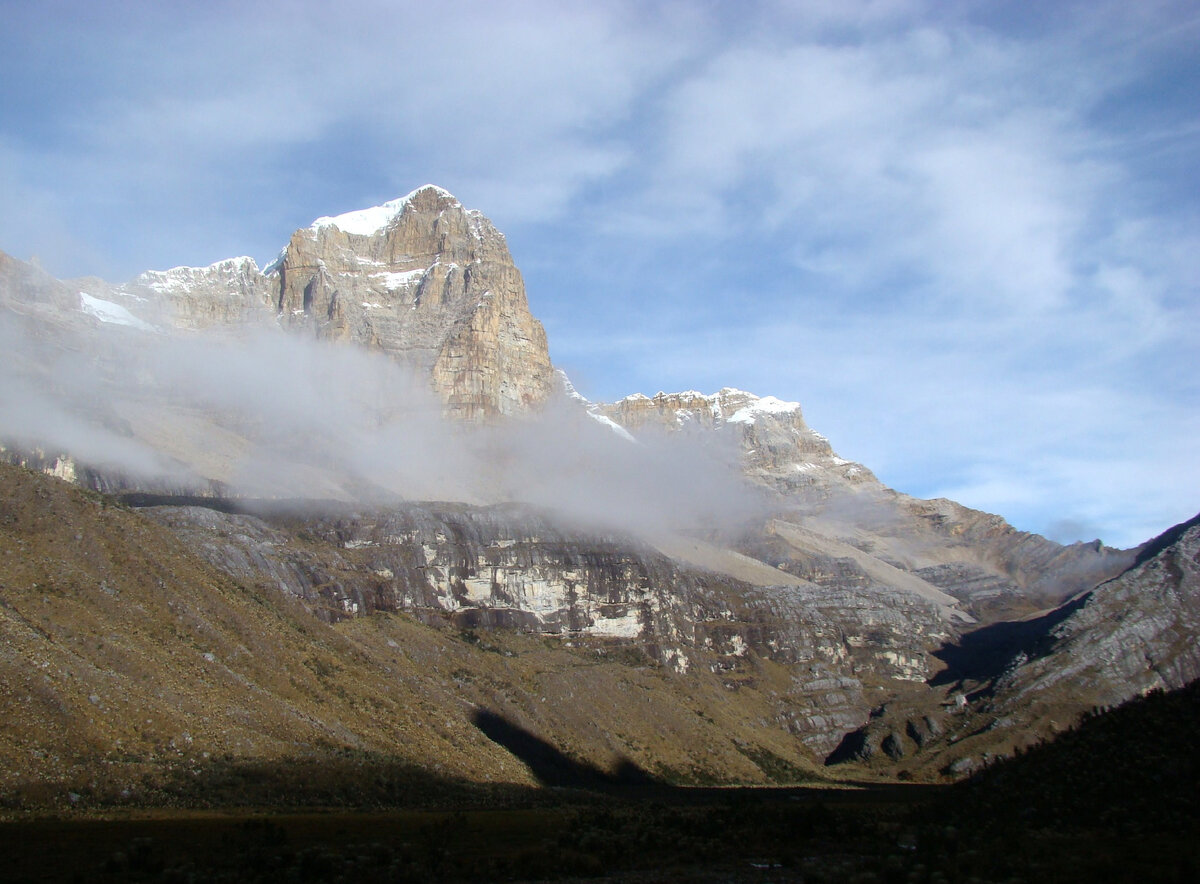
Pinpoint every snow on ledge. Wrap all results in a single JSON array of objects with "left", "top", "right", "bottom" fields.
[
  {"left": 587, "top": 411, "right": 637, "bottom": 443},
  {"left": 727, "top": 395, "right": 802, "bottom": 425},
  {"left": 555, "top": 371, "right": 638, "bottom": 443},
  {"left": 136, "top": 256, "right": 260, "bottom": 293}
]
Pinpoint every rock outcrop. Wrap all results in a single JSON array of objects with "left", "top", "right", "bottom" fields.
[
  {"left": 826, "top": 512, "right": 1200, "bottom": 776},
  {"left": 989, "top": 513, "right": 1200, "bottom": 707},
  {"left": 130, "top": 256, "right": 276, "bottom": 329},
  {"left": 139, "top": 496, "right": 963, "bottom": 754},
  {"left": 590, "top": 387, "right": 1133, "bottom": 621},
  {"left": 1, "top": 192, "right": 1183, "bottom": 789},
  {"left": 595, "top": 388, "right": 874, "bottom": 495}
]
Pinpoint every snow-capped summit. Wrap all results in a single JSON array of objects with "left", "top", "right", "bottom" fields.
[
  {"left": 591, "top": 387, "right": 870, "bottom": 494},
  {"left": 309, "top": 184, "right": 460, "bottom": 236},
  {"left": 41, "top": 185, "right": 553, "bottom": 420},
  {"left": 278, "top": 184, "right": 552, "bottom": 419}
]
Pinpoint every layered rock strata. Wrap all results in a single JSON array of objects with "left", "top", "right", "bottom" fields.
[
  {"left": 595, "top": 388, "right": 874, "bottom": 495},
  {"left": 591, "top": 387, "right": 1132, "bottom": 620},
  {"left": 142, "top": 498, "right": 958, "bottom": 754}
]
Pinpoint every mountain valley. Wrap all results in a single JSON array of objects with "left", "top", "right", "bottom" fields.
[{"left": 1, "top": 186, "right": 1196, "bottom": 845}]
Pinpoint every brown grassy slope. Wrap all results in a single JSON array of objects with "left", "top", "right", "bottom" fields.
[
  {"left": 0, "top": 463, "right": 526, "bottom": 789},
  {"left": 0, "top": 464, "right": 827, "bottom": 806}
]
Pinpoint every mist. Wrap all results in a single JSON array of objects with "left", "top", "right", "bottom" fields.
[{"left": 0, "top": 314, "right": 766, "bottom": 537}]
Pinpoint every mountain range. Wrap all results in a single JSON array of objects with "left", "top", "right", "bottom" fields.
[{"left": 1, "top": 185, "right": 1196, "bottom": 803}]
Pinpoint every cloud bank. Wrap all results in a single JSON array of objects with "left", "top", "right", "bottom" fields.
[{"left": 0, "top": 313, "right": 758, "bottom": 537}]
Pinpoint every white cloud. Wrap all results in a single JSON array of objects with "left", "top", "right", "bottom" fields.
[{"left": 626, "top": 22, "right": 1131, "bottom": 316}]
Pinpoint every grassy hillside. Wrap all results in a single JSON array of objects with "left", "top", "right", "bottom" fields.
[{"left": 0, "top": 463, "right": 833, "bottom": 809}]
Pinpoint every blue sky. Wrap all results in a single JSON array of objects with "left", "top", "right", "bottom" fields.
[{"left": 2, "top": 0, "right": 1197, "bottom": 548}]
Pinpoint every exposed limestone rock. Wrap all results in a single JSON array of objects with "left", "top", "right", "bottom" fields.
[
  {"left": 0, "top": 248, "right": 81, "bottom": 315},
  {"left": 1, "top": 197, "right": 1177, "bottom": 785},
  {"left": 591, "top": 386, "right": 1130, "bottom": 626},
  {"left": 273, "top": 185, "right": 553, "bottom": 418},
  {"left": 595, "top": 388, "right": 871, "bottom": 495},
  {"left": 7, "top": 187, "right": 555, "bottom": 420},
  {"left": 991, "top": 513, "right": 1200, "bottom": 707}
]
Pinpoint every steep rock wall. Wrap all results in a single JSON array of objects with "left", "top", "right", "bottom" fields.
[{"left": 273, "top": 186, "right": 553, "bottom": 418}]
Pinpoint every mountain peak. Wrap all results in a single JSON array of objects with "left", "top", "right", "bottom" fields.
[{"left": 308, "top": 184, "right": 461, "bottom": 237}]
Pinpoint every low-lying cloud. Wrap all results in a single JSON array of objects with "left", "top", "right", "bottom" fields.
[{"left": 0, "top": 314, "right": 762, "bottom": 537}]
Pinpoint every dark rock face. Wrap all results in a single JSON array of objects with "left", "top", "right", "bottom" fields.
[
  {"left": 825, "top": 513, "right": 1200, "bottom": 776},
  {"left": 988, "top": 514, "right": 1200, "bottom": 704},
  {"left": 881, "top": 732, "right": 904, "bottom": 760}
]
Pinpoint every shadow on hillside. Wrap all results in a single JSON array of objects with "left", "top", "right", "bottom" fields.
[
  {"left": 929, "top": 592, "right": 1091, "bottom": 689},
  {"left": 472, "top": 709, "right": 660, "bottom": 788}
]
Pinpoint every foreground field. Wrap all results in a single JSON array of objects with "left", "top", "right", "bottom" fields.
[
  {"left": 1, "top": 772, "right": 1196, "bottom": 884},
  {"left": 4, "top": 679, "right": 1199, "bottom": 882},
  {"left": 0, "top": 784, "right": 944, "bottom": 883}
]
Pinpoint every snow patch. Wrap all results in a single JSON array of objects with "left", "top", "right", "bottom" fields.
[
  {"left": 587, "top": 411, "right": 637, "bottom": 443},
  {"left": 78, "top": 292, "right": 156, "bottom": 332},
  {"left": 727, "top": 396, "right": 801, "bottom": 425},
  {"left": 262, "top": 248, "right": 287, "bottom": 276},
  {"left": 556, "top": 371, "right": 637, "bottom": 443},
  {"left": 375, "top": 269, "right": 426, "bottom": 290},
  {"left": 555, "top": 369, "right": 588, "bottom": 404}
]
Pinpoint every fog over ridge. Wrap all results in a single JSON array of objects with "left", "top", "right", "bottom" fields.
[{"left": 0, "top": 313, "right": 764, "bottom": 537}]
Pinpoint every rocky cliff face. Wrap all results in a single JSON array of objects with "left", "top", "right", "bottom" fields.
[
  {"left": 990, "top": 514, "right": 1200, "bottom": 706},
  {"left": 136, "top": 496, "right": 964, "bottom": 755},
  {"left": 130, "top": 256, "right": 276, "bottom": 329},
  {"left": 1, "top": 192, "right": 1187, "bottom": 790},
  {"left": 0, "top": 462, "right": 851, "bottom": 794},
  {"left": 590, "top": 387, "right": 1133, "bottom": 621},
  {"left": 0, "top": 250, "right": 82, "bottom": 315},
  {"left": 272, "top": 186, "right": 553, "bottom": 419}
]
